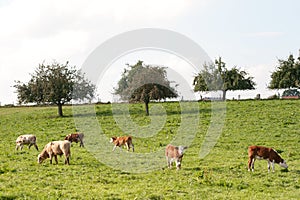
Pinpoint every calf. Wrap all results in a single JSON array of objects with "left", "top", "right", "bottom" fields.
[
  {"left": 165, "top": 144, "right": 187, "bottom": 170},
  {"left": 65, "top": 133, "right": 84, "bottom": 147},
  {"left": 38, "top": 140, "right": 71, "bottom": 165},
  {"left": 248, "top": 145, "right": 288, "bottom": 172},
  {"left": 110, "top": 136, "right": 134, "bottom": 152},
  {"left": 15, "top": 134, "right": 38, "bottom": 151}
]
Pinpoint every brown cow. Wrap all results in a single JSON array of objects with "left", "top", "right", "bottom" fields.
[
  {"left": 15, "top": 134, "right": 38, "bottom": 151},
  {"left": 65, "top": 133, "right": 84, "bottom": 147},
  {"left": 38, "top": 140, "right": 71, "bottom": 165},
  {"left": 165, "top": 144, "right": 188, "bottom": 170},
  {"left": 248, "top": 145, "right": 288, "bottom": 172},
  {"left": 110, "top": 136, "right": 134, "bottom": 152}
]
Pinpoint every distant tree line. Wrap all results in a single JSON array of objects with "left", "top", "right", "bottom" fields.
[{"left": 13, "top": 51, "right": 300, "bottom": 116}]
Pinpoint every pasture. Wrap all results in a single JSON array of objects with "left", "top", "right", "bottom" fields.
[{"left": 0, "top": 100, "right": 300, "bottom": 199}]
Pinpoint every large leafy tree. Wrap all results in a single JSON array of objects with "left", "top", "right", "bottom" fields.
[
  {"left": 114, "top": 61, "right": 178, "bottom": 115},
  {"left": 14, "top": 61, "right": 96, "bottom": 117},
  {"left": 269, "top": 54, "right": 300, "bottom": 89},
  {"left": 193, "top": 57, "right": 255, "bottom": 100}
]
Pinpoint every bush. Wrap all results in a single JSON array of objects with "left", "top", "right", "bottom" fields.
[
  {"left": 268, "top": 94, "right": 279, "bottom": 100},
  {"left": 282, "top": 89, "right": 300, "bottom": 97}
]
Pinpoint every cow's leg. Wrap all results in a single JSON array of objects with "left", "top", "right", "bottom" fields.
[
  {"left": 112, "top": 145, "right": 117, "bottom": 151},
  {"left": 28, "top": 143, "right": 33, "bottom": 149},
  {"left": 166, "top": 157, "right": 171, "bottom": 169},
  {"left": 20, "top": 144, "right": 24, "bottom": 150},
  {"left": 125, "top": 143, "right": 129, "bottom": 151},
  {"left": 65, "top": 156, "right": 69, "bottom": 165},
  {"left": 80, "top": 139, "right": 84, "bottom": 147},
  {"left": 166, "top": 157, "right": 169, "bottom": 168},
  {"left": 267, "top": 160, "right": 271, "bottom": 172},
  {"left": 271, "top": 160, "right": 275, "bottom": 172},
  {"left": 54, "top": 155, "right": 58, "bottom": 164},
  {"left": 16, "top": 144, "right": 19, "bottom": 150},
  {"left": 249, "top": 158, "right": 255, "bottom": 172},
  {"left": 175, "top": 160, "right": 181, "bottom": 170},
  {"left": 49, "top": 154, "right": 53, "bottom": 164},
  {"left": 131, "top": 143, "right": 135, "bottom": 152},
  {"left": 248, "top": 156, "right": 253, "bottom": 171},
  {"left": 251, "top": 158, "right": 255, "bottom": 171},
  {"left": 34, "top": 144, "right": 39, "bottom": 151}
]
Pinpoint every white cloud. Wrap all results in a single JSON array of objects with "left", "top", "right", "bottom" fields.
[
  {"left": 245, "top": 31, "right": 284, "bottom": 38},
  {"left": 1, "top": 0, "right": 208, "bottom": 104}
]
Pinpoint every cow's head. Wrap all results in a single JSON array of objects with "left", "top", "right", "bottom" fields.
[
  {"left": 110, "top": 137, "right": 117, "bottom": 143},
  {"left": 37, "top": 151, "right": 49, "bottom": 164},
  {"left": 178, "top": 146, "right": 188, "bottom": 155},
  {"left": 279, "top": 160, "right": 288, "bottom": 168},
  {"left": 37, "top": 154, "right": 44, "bottom": 164},
  {"left": 64, "top": 135, "right": 70, "bottom": 141}
]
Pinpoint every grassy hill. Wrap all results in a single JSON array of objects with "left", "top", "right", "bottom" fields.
[{"left": 0, "top": 100, "right": 299, "bottom": 199}]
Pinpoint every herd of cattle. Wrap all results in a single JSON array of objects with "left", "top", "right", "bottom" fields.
[
  {"left": 16, "top": 133, "right": 84, "bottom": 165},
  {"left": 15, "top": 134, "right": 288, "bottom": 172}
]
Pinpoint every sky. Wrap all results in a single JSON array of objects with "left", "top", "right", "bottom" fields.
[{"left": 0, "top": 0, "right": 300, "bottom": 105}]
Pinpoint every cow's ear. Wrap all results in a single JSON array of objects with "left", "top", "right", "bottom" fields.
[{"left": 184, "top": 146, "right": 188, "bottom": 150}]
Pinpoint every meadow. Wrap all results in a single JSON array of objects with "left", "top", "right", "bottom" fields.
[{"left": 0, "top": 100, "right": 299, "bottom": 199}]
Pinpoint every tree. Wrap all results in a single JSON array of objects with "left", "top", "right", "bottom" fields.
[
  {"left": 14, "top": 61, "right": 96, "bottom": 117},
  {"left": 193, "top": 57, "right": 255, "bottom": 100},
  {"left": 269, "top": 54, "right": 300, "bottom": 89},
  {"left": 114, "top": 61, "right": 178, "bottom": 115}
]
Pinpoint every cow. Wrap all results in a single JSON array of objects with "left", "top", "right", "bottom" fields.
[
  {"left": 64, "top": 133, "right": 84, "bottom": 147},
  {"left": 110, "top": 136, "right": 134, "bottom": 152},
  {"left": 15, "top": 134, "right": 38, "bottom": 151},
  {"left": 165, "top": 144, "right": 188, "bottom": 170},
  {"left": 38, "top": 140, "right": 71, "bottom": 165},
  {"left": 248, "top": 145, "right": 288, "bottom": 172}
]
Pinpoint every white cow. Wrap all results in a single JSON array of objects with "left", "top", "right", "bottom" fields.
[
  {"left": 165, "top": 144, "right": 188, "bottom": 170},
  {"left": 38, "top": 140, "right": 71, "bottom": 165},
  {"left": 16, "top": 134, "right": 38, "bottom": 151}
]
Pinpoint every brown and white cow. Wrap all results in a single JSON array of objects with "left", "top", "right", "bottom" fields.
[
  {"left": 165, "top": 144, "right": 188, "bottom": 170},
  {"left": 15, "top": 134, "right": 39, "bottom": 151},
  {"left": 110, "top": 136, "right": 134, "bottom": 152},
  {"left": 65, "top": 132, "right": 84, "bottom": 147},
  {"left": 248, "top": 145, "right": 288, "bottom": 172},
  {"left": 38, "top": 140, "right": 71, "bottom": 165}
]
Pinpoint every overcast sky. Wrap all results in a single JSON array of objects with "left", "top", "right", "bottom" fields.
[{"left": 1, "top": 0, "right": 300, "bottom": 105}]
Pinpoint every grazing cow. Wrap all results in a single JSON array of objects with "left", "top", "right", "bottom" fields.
[
  {"left": 38, "top": 140, "right": 71, "bottom": 165},
  {"left": 15, "top": 134, "right": 38, "bottom": 151},
  {"left": 110, "top": 136, "right": 134, "bottom": 152},
  {"left": 248, "top": 145, "right": 288, "bottom": 172},
  {"left": 65, "top": 133, "right": 84, "bottom": 147},
  {"left": 165, "top": 144, "right": 188, "bottom": 170}
]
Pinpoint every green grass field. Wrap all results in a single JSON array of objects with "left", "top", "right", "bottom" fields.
[{"left": 0, "top": 100, "right": 300, "bottom": 199}]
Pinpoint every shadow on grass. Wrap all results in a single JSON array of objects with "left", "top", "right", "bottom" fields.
[
  {"left": 0, "top": 195, "right": 18, "bottom": 200},
  {"left": 184, "top": 167, "right": 201, "bottom": 171},
  {"left": 69, "top": 102, "right": 218, "bottom": 118},
  {"left": 293, "top": 170, "right": 300, "bottom": 174},
  {"left": 69, "top": 108, "right": 213, "bottom": 118},
  {"left": 281, "top": 168, "right": 289, "bottom": 173}
]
